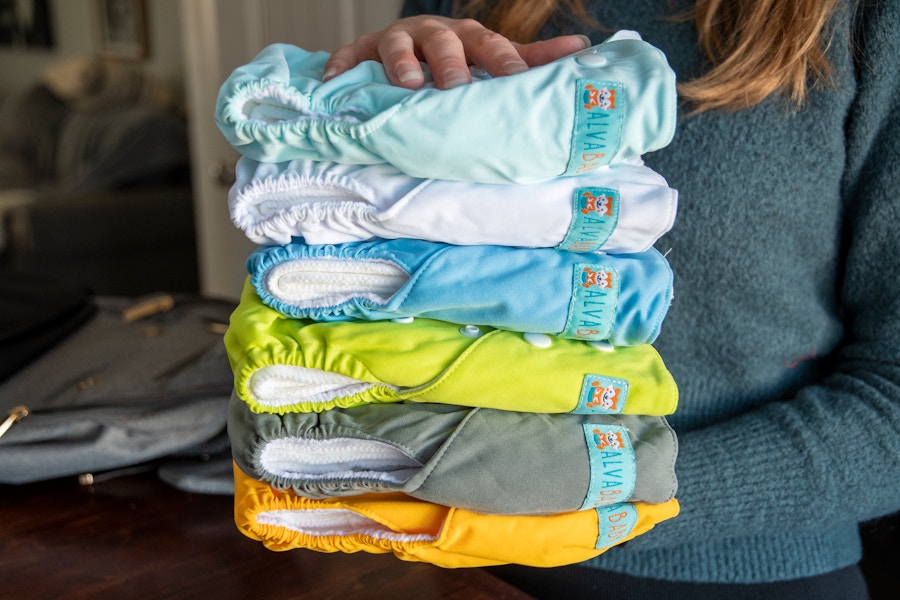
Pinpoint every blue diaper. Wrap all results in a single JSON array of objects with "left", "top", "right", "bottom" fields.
[
  {"left": 216, "top": 31, "right": 677, "bottom": 183},
  {"left": 229, "top": 156, "right": 677, "bottom": 253},
  {"left": 248, "top": 238, "right": 673, "bottom": 345}
]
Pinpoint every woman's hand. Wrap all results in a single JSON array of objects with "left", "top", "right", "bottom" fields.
[{"left": 323, "top": 15, "right": 591, "bottom": 90}]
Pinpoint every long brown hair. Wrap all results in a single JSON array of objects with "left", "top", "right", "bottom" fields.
[{"left": 456, "top": 0, "right": 844, "bottom": 113}]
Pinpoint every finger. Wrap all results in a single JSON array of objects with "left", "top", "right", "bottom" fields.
[
  {"left": 377, "top": 29, "right": 426, "bottom": 89},
  {"left": 323, "top": 33, "right": 381, "bottom": 81},
  {"left": 516, "top": 35, "right": 593, "bottom": 67},
  {"left": 413, "top": 20, "right": 472, "bottom": 89},
  {"left": 454, "top": 19, "right": 529, "bottom": 77}
]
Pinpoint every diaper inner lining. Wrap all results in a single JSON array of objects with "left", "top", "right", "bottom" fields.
[
  {"left": 242, "top": 86, "right": 365, "bottom": 123},
  {"left": 260, "top": 437, "right": 423, "bottom": 484},
  {"left": 257, "top": 508, "right": 439, "bottom": 542},
  {"left": 250, "top": 365, "right": 399, "bottom": 408},
  {"left": 254, "top": 185, "right": 371, "bottom": 218},
  {"left": 265, "top": 258, "right": 409, "bottom": 308}
]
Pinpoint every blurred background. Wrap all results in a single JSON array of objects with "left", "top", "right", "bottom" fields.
[{"left": 0, "top": 0, "right": 402, "bottom": 300}]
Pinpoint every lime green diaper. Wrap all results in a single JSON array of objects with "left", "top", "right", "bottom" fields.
[{"left": 226, "top": 279, "right": 677, "bottom": 415}]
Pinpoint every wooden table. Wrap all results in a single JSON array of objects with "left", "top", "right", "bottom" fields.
[
  {"left": 3, "top": 470, "right": 897, "bottom": 599},
  {"left": 0, "top": 472, "right": 535, "bottom": 600}
]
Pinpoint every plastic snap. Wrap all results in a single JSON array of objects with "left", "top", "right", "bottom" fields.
[
  {"left": 588, "top": 340, "right": 615, "bottom": 352},
  {"left": 523, "top": 332, "right": 552, "bottom": 348},
  {"left": 459, "top": 325, "right": 483, "bottom": 338},
  {"left": 576, "top": 53, "right": 608, "bottom": 68}
]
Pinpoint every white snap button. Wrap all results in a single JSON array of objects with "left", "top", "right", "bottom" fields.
[
  {"left": 588, "top": 340, "right": 615, "bottom": 352},
  {"left": 459, "top": 325, "right": 483, "bottom": 338},
  {"left": 576, "top": 53, "right": 608, "bottom": 68},
  {"left": 391, "top": 316, "right": 414, "bottom": 324},
  {"left": 523, "top": 332, "right": 552, "bottom": 348}
]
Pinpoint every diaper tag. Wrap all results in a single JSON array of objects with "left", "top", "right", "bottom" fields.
[
  {"left": 580, "top": 424, "right": 637, "bottom": 510},
  {"left": 565, "top": 80, "right": 626, "bottom": 176},
  {"left": 595, "top": 503, "right": 639, "bottom": 550},
  {"left": 557, "top": 187, "right": 620, "bottom": 252},
  {"left": 573, "top": 374, "right": 628, "bottom": 414},
  {"left": 561, "top": 263, "right": 619, "bottom": 340}
]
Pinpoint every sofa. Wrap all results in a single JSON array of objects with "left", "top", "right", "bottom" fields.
[{"left": 0, "top": 57, "right": 198, "bottom": 295}]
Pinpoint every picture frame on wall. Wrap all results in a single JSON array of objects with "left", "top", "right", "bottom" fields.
[
  {"left": 94, "top": 0, "right": 147, "bottom": 60},
  {"left": 0, "top": 0, "right": 54, "bottom": 48}
]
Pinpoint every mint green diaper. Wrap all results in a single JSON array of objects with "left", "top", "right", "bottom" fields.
[{"left": 215, "top": 31, "right": 676, "bottom": 184}]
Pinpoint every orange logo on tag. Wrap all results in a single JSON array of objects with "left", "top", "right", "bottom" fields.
[
  {"left": 583, "top": 84, "right": 617, "bottom": 110},
  {"left": 592, "top": 429, "right": 626, "bottom": 451},
  {"left": 582, "top": 267, "right": 614, "bottom": 289},
  {"left": 586, "top": 382, "right": 622, "bottom": 411},
  {"left": 580, "top": 190, "right": 614, "bottom": 216}
]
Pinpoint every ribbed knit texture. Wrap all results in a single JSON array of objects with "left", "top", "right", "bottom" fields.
[{"left": 404, "top": 0, "right": 900, "bottom": 583}]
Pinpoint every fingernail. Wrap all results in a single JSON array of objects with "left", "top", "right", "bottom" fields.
[
  {"left": 577, "top": 35, "right": 592, "bottom": 48},
  {"left": 397, "top": 64, "right": 423, "bottom": 83},
  {"left": 323, "top": 68, "right": 337, "bottom": 81},
  {"left": 443, "top": 69, "right": 470, "bottom": 89},
  {"left": 502, "top": 62, "right": 528, "bottom": 76}
]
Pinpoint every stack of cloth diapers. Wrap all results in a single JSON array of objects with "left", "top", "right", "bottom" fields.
[{"left": 215, "top": 30, "right": 681, "bottom": 568}]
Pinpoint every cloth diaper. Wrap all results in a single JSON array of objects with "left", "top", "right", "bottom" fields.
[
  {"left": 234, "top": 463, "right": 680, "bottom": 568},
  {"left": 248, "top": 239, "right": 673, "bottom": 345},
  {"left": 225, "top": 279, "right": 678, "bottom": 415},
  {"left": 230, "top": 156, "right": 678, "bottom": 253},
  {"left": 215, "top": 31, "right": 677, "bottom": 184},
  {"left": 229, "top": 396, "right": 678, "bottom": 514}
]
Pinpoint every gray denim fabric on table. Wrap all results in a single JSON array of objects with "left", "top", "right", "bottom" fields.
[
  {"left": 0, "top": 295, "right": 235, "bottom": 484},
  {"left": 229, "top": 395, "right": 678, "bottom": 515}
]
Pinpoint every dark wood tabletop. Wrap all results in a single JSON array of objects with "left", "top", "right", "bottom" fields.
[
  {"left": 2, "top": 469, "right": 897, "bottom": 600},
  {"left": 0, "top": 472, "right": 536, "bottom": 600}
]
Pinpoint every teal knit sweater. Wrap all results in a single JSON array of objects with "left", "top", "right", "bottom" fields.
[{"left": 404, "top": 0, "right": 900, "bottom": 584}]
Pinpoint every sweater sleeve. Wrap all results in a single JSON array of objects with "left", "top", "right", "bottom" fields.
[
  {"left": 401, "top": 0, "right": 454, "bottom": 18},
  {"left": 623, "top": 1, "right": 900, "bottom": 549}
]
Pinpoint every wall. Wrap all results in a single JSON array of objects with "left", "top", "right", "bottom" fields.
[{"left": 0, "top": 0, "right": 184, "bottom": 98}]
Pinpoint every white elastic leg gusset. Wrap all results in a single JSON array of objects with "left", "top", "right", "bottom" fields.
[
  {"left": 256, "top": 509, "right": 438, "bottom": 542},
  {"left": 259, "top": 437, "right": 422, "bottom": 484},
  {"left": 264, "top": 258, "right": 408, "bottom": 309},
  {"left": 249, "top": 365, "right": 397, "bottom": 409}
]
